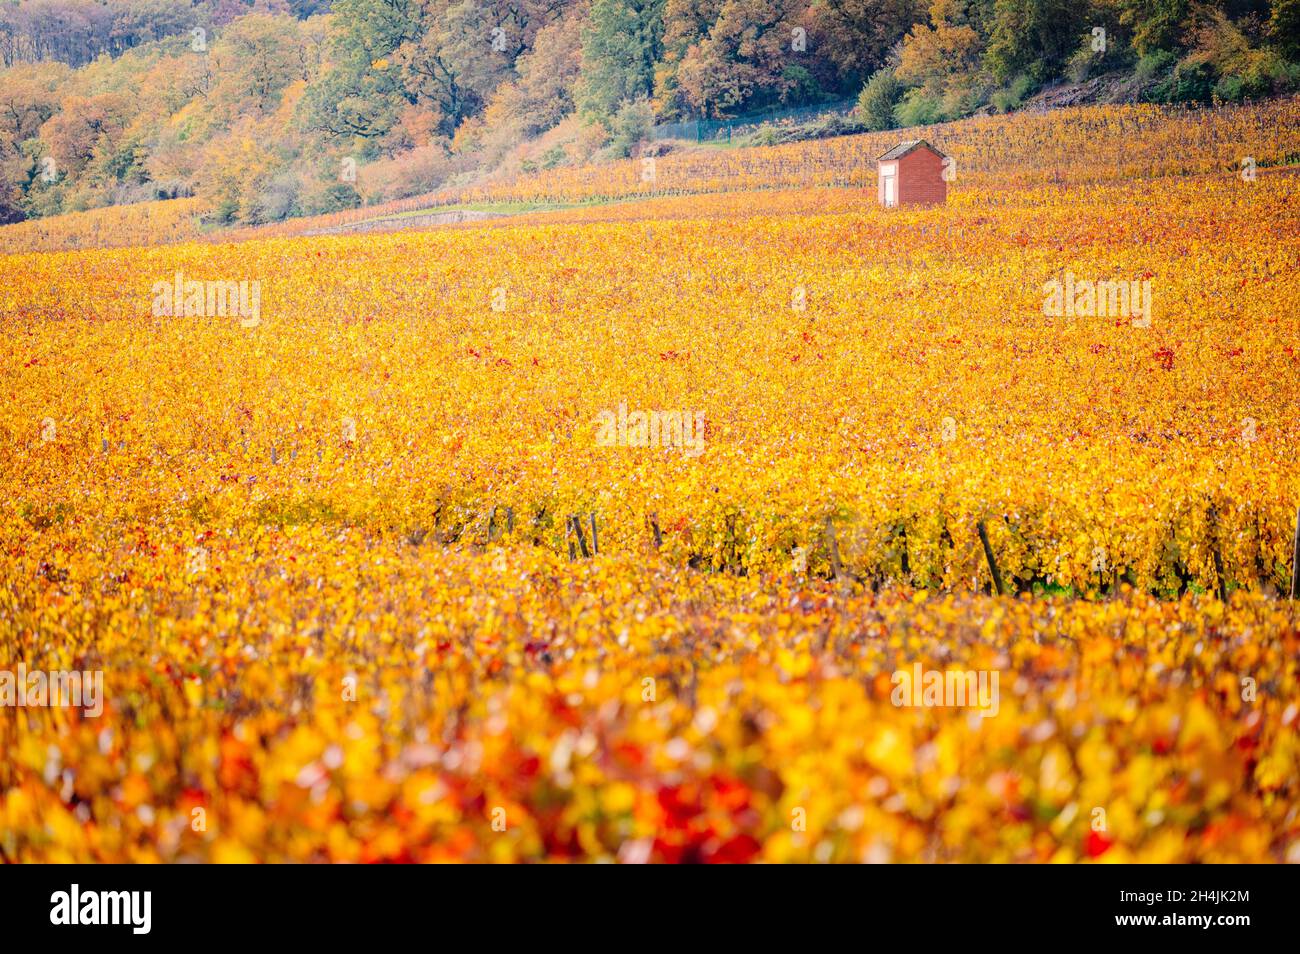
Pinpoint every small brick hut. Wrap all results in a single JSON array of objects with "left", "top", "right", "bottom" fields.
[{"left": 876, "top": 140, "right": 949, "bottom": 208}]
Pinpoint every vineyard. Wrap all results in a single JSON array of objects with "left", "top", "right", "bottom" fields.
[{"left": 2, "top": 99, "right": 1299, "bottom": 862}]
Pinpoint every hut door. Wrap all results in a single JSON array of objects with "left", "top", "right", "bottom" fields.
[{"left": 882, "top": 172, "right": 897, "bottom": 207}]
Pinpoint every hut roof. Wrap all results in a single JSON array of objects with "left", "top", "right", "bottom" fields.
[{"left": 876, "top": 140, "right": 948, "bottom": 162}]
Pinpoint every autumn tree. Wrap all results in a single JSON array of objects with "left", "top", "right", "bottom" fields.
[
  {"left": 0, "top": 61, "right": 69, "bottom": 155},
  {"left": 814, "top": 0, "right": 924, "bottom": 84},
  {"left": 667, "top": 0, "right": 804, "bottom": 116},
  {"left": 1119, "top": 0, "right": 1189, "bottom": 56},
  {"left": 493, "top": 6, "right": 588, "bottom": 134},
  {"left": 896, "top": 19, "right": 983, "bottom": 93},
  {"left": 38, "top": 92, "right": 133, "bottom": 178},
  {"left": 209, "top": 14, "right": 309, "bottom": 115}
]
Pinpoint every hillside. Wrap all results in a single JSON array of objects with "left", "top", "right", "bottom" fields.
[{"left": 3, "top": 95, "right": 1297, "bottom": 253}]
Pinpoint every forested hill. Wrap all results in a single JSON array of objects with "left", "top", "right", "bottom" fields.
[{"left": 2, "top": 0, "right": 1297, "bottom": 227}]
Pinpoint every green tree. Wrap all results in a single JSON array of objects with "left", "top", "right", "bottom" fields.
[
  {"left": 857, "top": 67, "right": 900, "bottom": 129},
  {"left": 302, "top": 0, "right": 423, "bottom": 139},
  {"left": 576, "top": 0, "right": 666, "bottom": 121},
  {"left": 985, "top": 0, "right": 1087, "bottom": 82}
]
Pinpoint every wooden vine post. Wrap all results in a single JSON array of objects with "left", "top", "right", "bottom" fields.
[
  {"left": 570, "top": 516, "right": 591, "bottom": 558},
  {"left": 976, "top": 520, "right": 1004, "bottom": 596}
]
